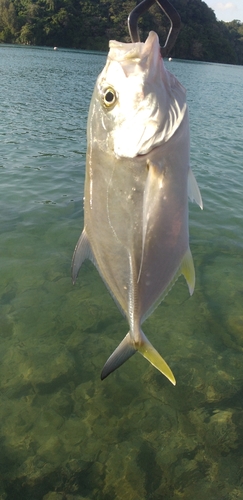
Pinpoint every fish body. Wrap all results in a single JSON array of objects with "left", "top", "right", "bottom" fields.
[{"left": 72, "top": 31, "right": 202, "bottom": 385}]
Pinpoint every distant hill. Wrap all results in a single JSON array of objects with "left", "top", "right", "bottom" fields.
[{"left": 0, "top": 0, "right": 243, "bottom": 64}]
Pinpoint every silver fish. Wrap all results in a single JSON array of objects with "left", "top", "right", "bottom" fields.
[{"left": 72, "top": 31, "right": 202, "bottom": 385}]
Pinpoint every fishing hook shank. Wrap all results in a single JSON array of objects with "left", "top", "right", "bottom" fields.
[{"left": 128, "top": 0, "right": 181, "bottom": 57}]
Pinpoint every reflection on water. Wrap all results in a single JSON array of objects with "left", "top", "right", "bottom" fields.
[{"left": 1, "top": 46, "right": 243, "bottom": 499}]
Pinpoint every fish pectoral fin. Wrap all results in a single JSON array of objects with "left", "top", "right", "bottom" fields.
[
  {"left": 138, "top": 330, "right": 176, "bottom": 386},
  {"left": 72, "top": 228, "right": 92, "bottom": 283},
  {"left": 180, "top": 247, "right": 195, "bottom": 296},
  {"left": 101, "top": 332, "right": 136, "bottom": 380},
  {"left": 188, "top": 168, "right": 203, "bottom": 209}
]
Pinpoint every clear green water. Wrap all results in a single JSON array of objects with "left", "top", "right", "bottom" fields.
[{"left": 1, "top": 45, "right": 243, "bottom": 500}]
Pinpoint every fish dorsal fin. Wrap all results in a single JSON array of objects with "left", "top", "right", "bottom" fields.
[
  {"left": 180, "top": 247, "right": 195, "bottom": 296},
  {"left": 72, "top": 228, "right": 93, "bottom": 283},
  {"left": 188, "top": 168, "right": 203, "bottom": 209},
  {"left": 141, "top": 248, "right": 195, "bottom": 325}
]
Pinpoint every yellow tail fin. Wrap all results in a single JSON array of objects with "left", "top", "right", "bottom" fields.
[
  {"left": 138, "top": 330, "right": 176, "bottom": 385},
  {"left": 101, "top": 329, "right": 176, "bottom": 385}
]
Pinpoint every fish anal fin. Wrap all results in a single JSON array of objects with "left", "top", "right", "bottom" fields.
[
  {"left": 72, "top": 228, "right": 92, "bottom": 283},
  {"left": 188, "top": 168, "right": 203, "bottom": 209},
  {"left": 181, "top": 247, "right": 195, "bottom": 296},
  {"left": 138, "top": 330, "right": 176, "bottom": 385},
  {"left": 101, "top": 332, "right": 136, "bottom": 380}
]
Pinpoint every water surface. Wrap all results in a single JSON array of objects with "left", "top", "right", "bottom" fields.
[{"left": 1, "top": 45, "right": 243, "bottom": 500}]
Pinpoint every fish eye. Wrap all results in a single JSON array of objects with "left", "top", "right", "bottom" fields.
[{"left": 103, "top": 87, "right": 117, "bottom": 108}]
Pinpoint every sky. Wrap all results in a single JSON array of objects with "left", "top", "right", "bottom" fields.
[{"left": 205, "top": 0, "right": 243, "bottom": 22}]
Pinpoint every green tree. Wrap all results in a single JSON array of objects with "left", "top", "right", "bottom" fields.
[
  {"left": 0, "top": 0, "right": 18, "bottom": 42},
  {"left": 0, "top": 0, "right": 242, "bottom": 64}
]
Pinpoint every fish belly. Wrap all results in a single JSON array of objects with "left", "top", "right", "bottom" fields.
[
  {"left": 84, "top": 122, "right": 189, "bottom": 324},
  {"left": 84, "top": 146, "right": 146, "bottom": 318}
]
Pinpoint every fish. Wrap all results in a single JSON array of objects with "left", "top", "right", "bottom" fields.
[{"left": 72, "top": 31, "right": 202, "bottom": 385}]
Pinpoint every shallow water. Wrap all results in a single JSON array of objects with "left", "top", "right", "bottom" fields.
[{"left": 0, "top": 44, "right": 243, "bottom": 500}]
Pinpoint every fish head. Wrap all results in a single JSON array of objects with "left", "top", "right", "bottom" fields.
[{"left": 89, "top": 31, "right": 187, "bottom": 158}]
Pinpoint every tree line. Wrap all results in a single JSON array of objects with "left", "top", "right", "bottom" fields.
[{"left": 0, "top": 0, "right": 243, "bottom": 64}]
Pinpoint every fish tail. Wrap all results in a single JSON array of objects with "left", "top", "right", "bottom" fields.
[
  {"left": 101, "top": 332, "right": 136, "bottom": 380},
  {"left": 101, "top": 330, "right": 176, "bottom": 386},
  {"left": 138, "top": 330, "right": 176, "bottom": 386}
]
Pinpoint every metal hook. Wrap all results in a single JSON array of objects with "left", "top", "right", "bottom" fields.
[{"left": 128, "top": 0, "right": 181, "bottom": 57}]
